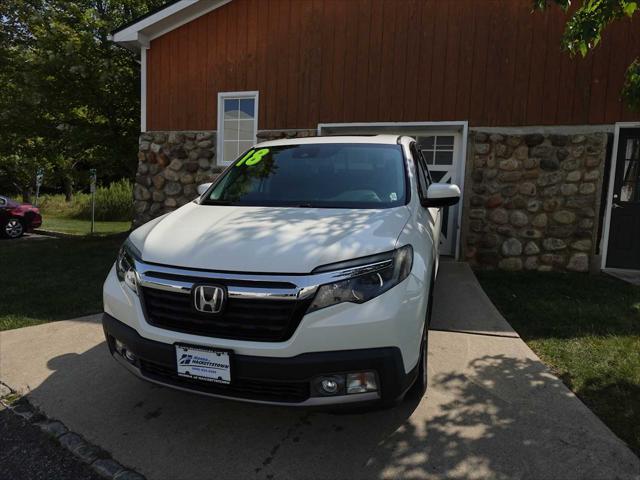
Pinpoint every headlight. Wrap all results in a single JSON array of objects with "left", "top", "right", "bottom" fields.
[
  {"left": 307, "top": 245, "right": 413, "bottom": 313},
  {"left": 116, "top": 239, "right": 141, "bottom": 294}
]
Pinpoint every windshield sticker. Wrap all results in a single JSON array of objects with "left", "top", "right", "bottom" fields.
[
  {"left": 236, "top": 148, "right": 270, "bottom": 167},
  {"left": 390, "top": 192, "right": 398, "bottom": 201}
]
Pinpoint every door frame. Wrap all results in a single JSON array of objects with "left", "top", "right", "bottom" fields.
[
  {"left": 317, "top": 121, "right": 469, "bottom": 260},
  {"left": 600, "top": 121, "right": 640, "bottom": 271}
]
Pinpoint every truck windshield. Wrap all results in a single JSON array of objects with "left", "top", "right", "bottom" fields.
[{"left": 203, "top": 143, "right": 406, "bottom": 209}]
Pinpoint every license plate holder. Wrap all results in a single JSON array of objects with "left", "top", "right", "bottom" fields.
[{"left": 175, "top": 344, "right": 232, "bottom": 384}]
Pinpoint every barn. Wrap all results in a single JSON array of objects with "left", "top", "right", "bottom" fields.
[{"left": 111, "top": 0, "right": 640, "bottom": 273}]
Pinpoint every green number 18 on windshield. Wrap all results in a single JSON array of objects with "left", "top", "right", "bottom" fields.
[{"left": 236, "top": 148, "right": 269, "bottom": 167}]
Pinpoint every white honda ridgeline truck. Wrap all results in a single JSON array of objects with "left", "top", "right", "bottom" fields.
[{"left": 103, "top": 135, "right": 460, "bottom": 407}]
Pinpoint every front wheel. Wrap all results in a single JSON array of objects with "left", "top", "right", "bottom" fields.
[
  {"left": 3, "top": 218, "right": 24, "bottom": 239},
  {"left": 413, "top": 326, "right": 429, "bottom": 397}
]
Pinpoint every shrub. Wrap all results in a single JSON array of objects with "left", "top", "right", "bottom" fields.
[
  {"left": 38, "top": 179, "right": 133, "bottom": 222},
  {"left": 75, "top": 179, "right": 133, "bottom": 221},
  {"left": 38, "top": 194, "right": 83, "bottom": 217}
]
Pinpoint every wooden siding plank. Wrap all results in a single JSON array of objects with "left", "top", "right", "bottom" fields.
[
  {"left": 318, "top": 0, "right": 335, "bottom": 123},
  {"left": 442, "top": 0, "right": 462, "bottom": 121},
  {"left": 390, "top": 2, "right": 410, "bottom": 121},
  {"left": 483, "top": 0, "right": 502, "bottom": 126},
  {"left": 378, "top": 0, "right": 396, "bottom": 120},
  {"left": 416, "top": 0, "right": 436, "bottom": 122},
  {"left": 305, "top": 0, "right": 324, "bottom": 128},
  {"left": 605, "top": 18, "right": 631, "bottom": 123},
  {"left": 510, "top": 1, "right": 534, "bottom": 125},
  {"left": 428, "top": 0, "right": 449, "bottom": 120},
  {"left": 622, "top": 17, "right": 640, "bottom": 121},
  {"left": 454, "top": 0, "right": 476, "bottom": 122},
  {"left": 364, "top": 0, "right": 384, "bottom": 121},
  {"left": 341, "top": 0, "right": 360, "bottom": 123},
  {"left": 540, "top": 7, "right": 565, "bottom": 125},
  {"left": 468, "top": 0, "right": 490, "bottom": 125},
  {"left": 286, "top": 0, "right": 301, "bottom": 128},
  {"left": 353, "top": 0, "right": 372, "bottom": 122}
]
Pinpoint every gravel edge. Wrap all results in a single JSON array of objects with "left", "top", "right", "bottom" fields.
[{"left": 0, "top": 382, "right": 145, "bottom": 480}]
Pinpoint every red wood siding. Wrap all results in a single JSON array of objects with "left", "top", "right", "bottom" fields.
[{"left": 146, "top": 0, "right": 640, "bottom": 131}]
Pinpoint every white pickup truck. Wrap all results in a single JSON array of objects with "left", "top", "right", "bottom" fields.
[{"left": 103, "top": 135, "right": 460, "bottom": 407}]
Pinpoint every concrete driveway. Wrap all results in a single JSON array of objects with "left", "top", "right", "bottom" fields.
[{"left": 1, "top": 262, "right": 638, "bottom": 480}]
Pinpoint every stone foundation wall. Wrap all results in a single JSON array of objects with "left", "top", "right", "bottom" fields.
[
  {"left": 461, "top": 131, "right": 607, "bottom": 272},
  {"left": 133, "top": 131, "right": 221, "bottom": 226},
  {"left": 133, "top": 129, "right": 317, "bottom": 226}
]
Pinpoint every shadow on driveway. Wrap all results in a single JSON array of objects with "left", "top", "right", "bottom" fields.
[{"left": 15, "top": 333, "right": 637, "bottom": 480}]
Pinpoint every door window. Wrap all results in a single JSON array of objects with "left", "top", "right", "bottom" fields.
[
  {"left": 620, "top": 138, "right": 640, "bottom": 203},
  {"left": 418, "top": 135, "right": 455, "bottom": 166},
  {"left": 217, "top": 92, "right": 259, "bottom": 165}
]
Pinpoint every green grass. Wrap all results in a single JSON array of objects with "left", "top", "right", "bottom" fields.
[
  {"left": 476, "top": 270, "right": 640, "bottom": 455},
  {"left": 40, "top": 216, "right": 130, "bottom": 236},
  {"left": 0, "top": 236, "right": 123, "bottom": 331}
]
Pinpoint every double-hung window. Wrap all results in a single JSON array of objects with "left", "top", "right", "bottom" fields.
[{"left": 217, "top": 91, "right": 259, "bottom": 165}]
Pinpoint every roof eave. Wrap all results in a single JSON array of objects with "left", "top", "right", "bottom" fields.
[{"left": 111, "top": 0, "right": 232, "bottom": 51}]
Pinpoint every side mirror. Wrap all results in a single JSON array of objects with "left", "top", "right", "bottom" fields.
[
  {"left": 422, "top": 183, "right": 460, "bottom": 208},
  {"left": 197, "top": 183, "right": 212, "bottom": 196}
]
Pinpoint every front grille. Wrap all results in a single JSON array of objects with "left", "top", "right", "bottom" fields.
[
  {"left": 141, "top": 287, "right": 311, "bottom": 342},
  {"left": 140, "top": 359, "right": 310, "bottom": 403}
]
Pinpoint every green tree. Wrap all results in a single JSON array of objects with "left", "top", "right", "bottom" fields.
[
  {"left": 535, "top": 0, "right": 640, "bottom": 110},
  {"left": 0, "top": 0, "right": 164, "bottom": 201}
]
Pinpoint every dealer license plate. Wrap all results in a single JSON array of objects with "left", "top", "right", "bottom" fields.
[{"left": 175, "top": 344, "right": 231, "bottom": 384}]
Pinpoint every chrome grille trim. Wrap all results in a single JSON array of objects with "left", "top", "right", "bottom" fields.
[{"left": 133, "top": 258, "right": 393, "bottom": 300}]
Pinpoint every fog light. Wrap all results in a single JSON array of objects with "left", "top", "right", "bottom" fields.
[
  {"left": 313, "top": 375, "right": 345, "bottom": 396},
  {"left": 113, "top": 338, "right": 136, "bottom": 364},
  {"left": 114, "top": 339, "right": 126, "bottom": 355},
  {"left": 346, "top": 372, "right": 378, "bottom": 394},
  {"left": 321, "top": 379, "right": 338, "bottom": 394},
  {"left": 124, "top": 349, "right": 137, "bottom": 363}
]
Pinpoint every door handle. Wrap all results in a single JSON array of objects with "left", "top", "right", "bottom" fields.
[{"left": 613, "top": 203, "right": 623, "bottom": 209}]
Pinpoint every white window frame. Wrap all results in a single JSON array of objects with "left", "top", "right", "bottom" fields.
[{"left": 217, "top": 91, "right": 259, "bottom": 166}]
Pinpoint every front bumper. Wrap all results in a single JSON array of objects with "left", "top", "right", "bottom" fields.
[{"left": 103, "top": 313, "right": 417, "bottom": 406}]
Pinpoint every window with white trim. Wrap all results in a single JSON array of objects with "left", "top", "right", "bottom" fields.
[{"left": 217, "top": 91, "right": 259, "bottom": 165}]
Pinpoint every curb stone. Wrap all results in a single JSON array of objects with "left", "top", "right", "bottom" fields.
[{"left": 0, "top": 385, "right": 145, "bottom": 480}]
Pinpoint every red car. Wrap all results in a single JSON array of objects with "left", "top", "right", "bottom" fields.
[{"left": 0, "top": 195, "right": 42, "bottom": 239}]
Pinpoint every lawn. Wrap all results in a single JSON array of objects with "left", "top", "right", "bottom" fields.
[
  {"left": 40, "top": 215, "right": 131, "bottom": 236},
  {"left": 0, "top": 235, "right": 123, "bottom": 331},
  {"left": 476, "top": 270, "right": 640, "bottom": 455}
]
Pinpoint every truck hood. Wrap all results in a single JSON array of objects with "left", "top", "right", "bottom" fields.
[{"left": 133, "top": 202, "right": 410, "bottom": 273}]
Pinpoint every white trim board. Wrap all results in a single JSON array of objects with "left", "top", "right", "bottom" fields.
[
  {"left": 317, "top": 121, "right": 469, "bottom": 260},
  {"left": 140, "top": 47, "right": 148, "bottom": 132},
  {"left": 599, "top": 122, "right": 640, "bottom": 270},
  {"left": 110, "top": 0, "right": 232, "bottom": 51}
]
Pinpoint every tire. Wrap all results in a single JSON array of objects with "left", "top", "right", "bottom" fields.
[
  {"left": 413, "top": 323, "right": 429, "bottom": 398},
  {"left": 3, "top": 218, "right": 24, "bottom": 239},
  {"left": 412, "top": 271, "right": 435, "bottom": 397}
]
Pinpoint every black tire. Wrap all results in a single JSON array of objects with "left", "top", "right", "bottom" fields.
[
  {"left": 412, "top": 323, "right": 429, "bottom": 397},
  {"left": 2, "top": 218, "right": 24, "bottom": 239},
  {"left": 412, "top": 271, "right": 435, "bottom": 397}
]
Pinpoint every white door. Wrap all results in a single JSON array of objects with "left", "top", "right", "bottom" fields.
[{"left": 415, "top": 133, "right": 462, "bottom": 256}]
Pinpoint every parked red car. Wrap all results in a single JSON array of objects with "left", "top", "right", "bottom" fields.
[{"left": 0, "top": 196, "right": 42, "bottom": 239}]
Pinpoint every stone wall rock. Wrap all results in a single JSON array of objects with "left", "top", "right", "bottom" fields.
[{"left": 462, "top": 131, "right": 606, "bottom": 272}]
